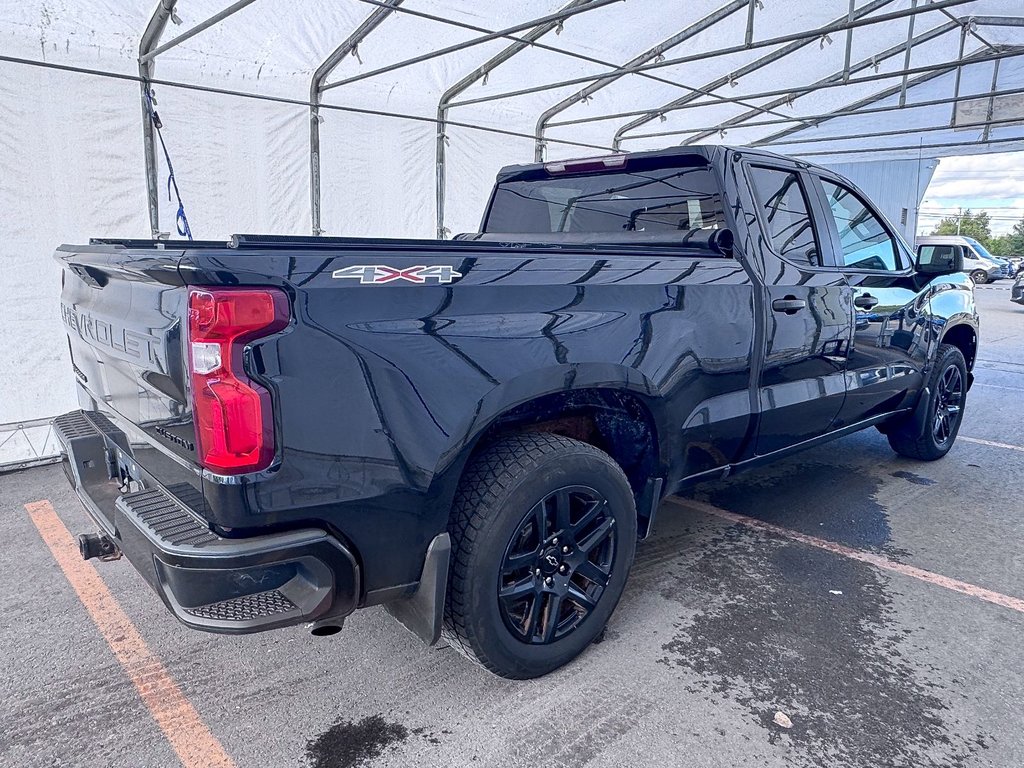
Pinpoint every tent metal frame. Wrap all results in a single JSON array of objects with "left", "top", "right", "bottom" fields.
[
  {"left": 309, "top": 0, "right": 404, "bottom": 236},
  {"left": 136, "top": 0, "right": 1024, "bottom": 239}
]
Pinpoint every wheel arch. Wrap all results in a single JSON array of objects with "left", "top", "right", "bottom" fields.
[
  {"left": 425, "top": 365, "right": 666, "bottom": 538},
  {"left": 940, "top": 323, "right": 978, "bottom": 373}
]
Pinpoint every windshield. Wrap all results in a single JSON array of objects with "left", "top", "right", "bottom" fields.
[
  {"left": 965, "top": 237, "right": 996, "bottom": 260},
  {"left": 484, "top": 165, "right": 725, "bottom": 234}
]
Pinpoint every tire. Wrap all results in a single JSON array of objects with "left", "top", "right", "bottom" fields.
[
  {"left": 887, "top": 344, "right": 967, "bottom": 461},
  {"left": 970, "top": 270, "right": 988, "bottom": 284},
  {"left": 442, "top": 433, "right": 637, "bottom": 679}
]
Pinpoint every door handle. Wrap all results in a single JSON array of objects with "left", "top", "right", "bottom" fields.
[
  {"left": 854, "top": 294, "right": 879, "bottom": 309},
  {"left": 771, "top": 296, "right": 806, "bottom": 314}
]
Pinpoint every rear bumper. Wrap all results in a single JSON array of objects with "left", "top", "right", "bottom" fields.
[{"left": 53, "top": 410, "right": 360, "bottom": 634}]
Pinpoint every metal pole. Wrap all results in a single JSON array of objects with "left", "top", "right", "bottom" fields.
[
  {"left": 789, "top": 135, "right": 1024, "bottom": 159},
  {"left": 843, "top": 0, "right": 855, "bottom": 83},
  {"left": 682, "top": 18, "right": 962, "bottom": 146},
  {"left": 753, "top": 46, "right": 1023, "bottom": 146},
  {"left": 751, "top": 115, "right": 1024, "bottom": 148},
  {"left": 365, "top": 0, "right": 802, "bottom": 147},
  {"left": 624, "top": 85, "right": 1024, "bottom": 142},
  {"left": 745, "top": 0, "right": 758, "bottom": 46},
  {"left": 436, "top": 0, "right": 592, "bottom": 238},
  {"left": 321, "top": 0, "right": 625, "bottom": 92},
  {"left": 446, "top": 0, "right": 971, "bottom": 110},
  {"left": 139, "top": 0, "right": 177, "bottom": 238},
  {"left": 533, "top": 0, "right": 748, "bottom": 162},
  {"left": 356, "top": 0, "right": 701, "bottom": 94},
  {"left": 550, "top": 13, "right": 1024, "bottom": 132},
  {"left": 139, "top": 0, "right": 258, "bottom": 63},
  {"left": 899, "top": 0, "right": 919, "bottom": 107},
  {"left": 950, "top": 23, "right": 969, "bottom": 126},
  {"left": 610, "top": 0, "right": 896, "bottom": 148},
  {"left": 982, "top": 58, "right": 1001, "bottom": 142},
  {"left": 627, "top": 46, "right": 1020, "bottom": 144},
  {"left": 309, "top": 0, "right": 403, "bottom": 236}
]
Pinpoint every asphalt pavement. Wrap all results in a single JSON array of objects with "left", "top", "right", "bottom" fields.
[{"left": 1, "top": 286, "right": 1022, "bottom": 768}]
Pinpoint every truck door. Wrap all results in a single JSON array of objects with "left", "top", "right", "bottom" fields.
[
  {"left": 745, "top": 164, "right": 852, "bottom": 454},
  {"left": 807, "top": 176, "right": 928, "bottom": 427}
]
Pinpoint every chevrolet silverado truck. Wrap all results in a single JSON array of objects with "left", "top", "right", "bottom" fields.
[{"left": 54, "top": 145, "right": 978, "bottom": 679}]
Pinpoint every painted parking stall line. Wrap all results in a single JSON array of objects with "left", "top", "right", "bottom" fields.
[
  {"left": 959, "top": 436, "right": 1024, "bottom": 453},
  {"left": 667, "top": 496, "right": 1024, "bottom": 615},
  {"left": 25, "top": 500, "right": 236, "bottom": 768}
]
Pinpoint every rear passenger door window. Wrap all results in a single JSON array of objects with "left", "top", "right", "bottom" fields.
[
  {"left": 747, "top": 166, "right": 821, "bottom": 267},
  {"left": 817, "top": 179, "right": 900, "bottom": 272}
]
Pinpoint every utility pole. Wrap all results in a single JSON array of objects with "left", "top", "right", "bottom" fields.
[{"left": 957, "top": 206, "right": 963, "bottom": 235}]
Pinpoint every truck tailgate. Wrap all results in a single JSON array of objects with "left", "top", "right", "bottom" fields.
[{"left": 56, "top": 246, "right": 208, "bottom": 509}]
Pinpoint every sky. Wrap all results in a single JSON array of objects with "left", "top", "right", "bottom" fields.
[{"left": 918, "top": 151, "right": 1024, "bottom": 237}]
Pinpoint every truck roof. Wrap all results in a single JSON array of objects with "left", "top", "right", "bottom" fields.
[
  {"left": 494, "top": 144, "right": 815, "bottom": 183},
  {"left": 916, "top": 235, "right": 980, "bottom": 244}
]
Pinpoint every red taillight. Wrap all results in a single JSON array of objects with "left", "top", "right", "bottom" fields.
[{"left": 187, "top": 288, "right": 289, "bottom": 474}]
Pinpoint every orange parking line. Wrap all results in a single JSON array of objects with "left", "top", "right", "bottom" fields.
[
  {"left": 668, "top": 496, "right": 1024, "bottom": 615},
  {"left": 25, "top": 500, "right": 236, "bottom": 768}
]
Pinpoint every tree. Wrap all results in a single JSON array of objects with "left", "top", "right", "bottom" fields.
[
  {"left": 988, "top": 234, "right": 1012, "bottom": 256},
  {"left": 1006, "top": 216, "right": 1024, "bottom": 256},
  {"left": 930, "top": 209, "right": 992, "bottom": 241}
]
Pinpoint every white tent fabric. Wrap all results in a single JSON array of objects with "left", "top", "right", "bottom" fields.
[{"left": 1, "top": 0, "right": 1022, "bottom": 465}]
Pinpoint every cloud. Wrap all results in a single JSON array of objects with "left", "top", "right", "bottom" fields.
[{"left": 919, "top": 151, "right": 1024, "bottom": 235}]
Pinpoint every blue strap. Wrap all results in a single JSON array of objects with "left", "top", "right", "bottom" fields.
[{"left": 145, "top": 86, "right": 193, "bottom": 241}]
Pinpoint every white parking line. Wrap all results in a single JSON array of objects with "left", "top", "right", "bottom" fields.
[
  {"left": 973, "top": 382, "right": 1020, "bottom": 391},
  {"left": 959, "top": 436, "right": 1024, "bottom": 453}
]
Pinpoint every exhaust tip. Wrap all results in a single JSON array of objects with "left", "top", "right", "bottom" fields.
[{"left": 308, "top": 620, "right": 344, "bottom": 637}]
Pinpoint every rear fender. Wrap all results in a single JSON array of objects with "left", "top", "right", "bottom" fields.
[{"left": 420, "top": 363, "right": 664, "bottom": 539}]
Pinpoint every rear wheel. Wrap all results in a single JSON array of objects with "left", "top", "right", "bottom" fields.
[
  {"left": 443, "top": 433, "right": 636, "bottom": 679},
  {"left": 970, "top": 270, "right": 988, "bottom": 284},
  {"left": 887, "top": 344, "right": 967, "bottom": 461}
]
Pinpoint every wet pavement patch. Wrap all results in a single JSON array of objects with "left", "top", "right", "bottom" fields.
[
  {"left": 306, "top": 714, "right": 409, "bottom": 768},
  {"left": 891, "top": 470, "right": 937, "bottom": 486},
  {"left": 697, "top": 460, "right": 908, "bottom": 557},
  {"left": 658, "top": 525, "right": 990, "bottom": 768}
]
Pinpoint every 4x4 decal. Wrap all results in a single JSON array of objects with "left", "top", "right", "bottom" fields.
[{"left": 331, "top": 265, "right": 463, "bottom": 284}]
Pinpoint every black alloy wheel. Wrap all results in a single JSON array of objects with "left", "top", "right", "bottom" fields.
[
  {"left": 932, "top": 363, "right": 964, "bottom": 447},
  {"left": 442, "top": 433, "right": 637, "bottom": 679},
  {"left": 887, "top": 343, "right": 968, "bottom": 461},
  {"left": 497, "top": 486, "right": 615, "bottom": 645}
]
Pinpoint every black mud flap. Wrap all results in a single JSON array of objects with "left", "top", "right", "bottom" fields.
[{"left": 385, "top": 532, "right": 451, "bottom": 646}]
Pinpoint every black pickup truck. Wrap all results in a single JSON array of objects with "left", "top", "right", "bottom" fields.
[{"left": 54, "top": 145, "right": 978, "bottom": 679}]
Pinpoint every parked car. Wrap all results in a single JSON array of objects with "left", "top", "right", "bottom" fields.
[
  {"left": 915, "top": 235, "right": 1006, "bottom": 283},
  {"left": 54, "top": 145, "right": 978, "bottom": 679},
  {"left": 1012, "top": 271, "right": 1024, "bottom": 305}
]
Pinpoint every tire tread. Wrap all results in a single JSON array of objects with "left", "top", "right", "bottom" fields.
[
  {"left": 887, "top": 343, "right": 967, "bottom": 461},
  {"left": 441, "top": 432, "right": 630, "bottom": 677}
]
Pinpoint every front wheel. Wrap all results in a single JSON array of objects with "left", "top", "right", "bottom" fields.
[
  {"left": 887, "top": 344, "right": 967, "bottom": 461},
  {"left": 970, "top": 270, "right": 988, "bottom": 284},
  {"left": 443, "top": 433, "right": 637, "bottom": 679}
]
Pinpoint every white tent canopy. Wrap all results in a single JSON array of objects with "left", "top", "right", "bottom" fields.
[{"left": 1, "top": 0, "right": 1023, "bottom": 466}]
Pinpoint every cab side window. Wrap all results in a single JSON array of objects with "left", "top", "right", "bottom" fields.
[
  {"left": 748, "top": 166, "right": 820, "bottom": 267},
  {"left": 818, "top": 179, "right": 900, "bottom": 271}
]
